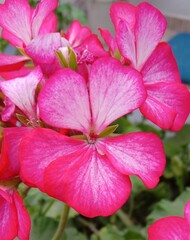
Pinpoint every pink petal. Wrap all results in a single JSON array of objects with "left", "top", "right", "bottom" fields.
[
  {"left": 38, "top": 12, "right": 58, "bottom": 35},
  {"left": 98, "top": 132, "right": 166, "bottom": 188},
  {"left": 0, "top": 67, "right": 32, "bottom": 80},
  {"left": 1, "top": 97, "right": 15, "bottom": 122},
  {"left": 141, "top": 43, "right": 181, "bottom": 85},
  {"left": 0, "top": 67, "right": 43, "bottom": 120},
  {"left": 2, "top": 29, "right": 25, "bottom": 47},
  {"left": 76, "top": 34, "right": 108, "bottom": 64},
  {"left": 25, "top": 33, "right": 64, "bottom": 75},
  {"left": 0, "top": 54, "right": 29, "bottom": 72},
  {"left": 148, "top": 217, "right": 190, "bottom": 240},
  {"left": 13, "top": 191, "right": 31, "bottom": 240},
  {"left": 135, "top": 2, "right": 167, "bottom": 69},
  {"left": 99, "top": 28, "right": 117, "bottom": 54},
  {"left": 0, "top": 187, "right": 18, "bottom": 240},
  {"left": 0, "top": 0, "right": 31, "bottom": 47},
  {"left": 89, "top": 57, "right": 146, "bottom": 135},
  {"left": 140, "top": 83, "right": 190, "bottom": 131},
  {"left": 0, "top": 127, "right": 31, "bottom": 181},
  {"left": 44, "top": 145, "right": 132, "bottom": 217},
  {"left": 19, "top": 128, "right": 86, "bottom": 190},
  {"left": 184, "top": 200, "right": 190, "bottom": 225},
  {"left": 116, "top": 20, "right": 136, "bottom": 66},
  {"left": 31, "top": 0, "right": 58, "bottom": 37},
  {"left": 65, "top": 20, "right": 92, "bottom": 48},
  {"left": 110, "top": 2, "right": 136, "bottom": 29},
  {"left": 39, "top": 69, "right": 91, "bottom": 134}
]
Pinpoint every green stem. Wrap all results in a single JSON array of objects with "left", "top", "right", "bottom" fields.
[
  {"left": 116, "top": 209, "right": 133, "bottom": 227},
  {"left": 52, "top": 204, "right": 70, "bottom": 240}
]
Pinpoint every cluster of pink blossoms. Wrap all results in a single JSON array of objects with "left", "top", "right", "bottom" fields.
[{"left": 0, "top": 0, "right": 190, "bottom": 239}]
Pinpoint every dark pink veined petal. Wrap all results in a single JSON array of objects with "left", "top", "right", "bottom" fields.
[
  {"left": 140, "top": 83, "right": 190, "bottom": 131},
  {"left": 110, "top": 2, "right": 136, "bottom": 29},
  {"left": 116, "top": 20, "right": 136, "bottom": 66},
  {"left": 39, "top": 69, "right": 91, "bottom": 134},
  {"left": 135, "top": 2, "right": 167, "bottom": 70},
  {"left": 0, "top": 67, "right": 43, "bottom": 119},
  {"left": 0, "top": 67, "right": 32, "bottom": 80},
  {"left": 99, "top": 28, "right": 117, "bottom": 54},
  {"left": 19, "top": 128, "right": 87, "bottom": 190},
  {"left": 148, "top": 216, "right": 190, "bottom": 240},
  {"left": 89, "top": 57, "right": 146, "bottom": 135},
  {"left": 31, "top": 0, "right": 58, "bottom": 38},
  {"left": 25, "top": 32, "right": 63, "bottom": 63},
  {"left": 0, "top": 187, "right": 18, "bottom": 240},
  {"left": 0, "top": 54, "right": 29, "bottom": 72},
  {"left": 65, "top": 20, "right": 92, "bottom": 48},
  {"left": 98, "top": 132, "right": 165, "bottom": 188},
  {"left": 13, "top": 191, "right": 31, "bottom": 240},
  {"left": 38, "top": 12, "right": 58, "bottom": 35},
  {"left": 184, "top": 200, "right": 190, "bottom": 225},
  {"left": 0, "top": 0, "right": 31, "bottom": 47},
  {"left": 0, "top": 127, "right": 32, "bottom": 181},
  {"left": 44, "top": 145, "right": 132, "bottom": 217},
  {"left": 1, "top": 97, "right": 15, "bottom": 122},
  {"left": 1, "top": 29, "right": 25, "bottom": 47},
  {"left": 25, "top": 33, "right": 64, "bottom": 75},
  {"left": 141, "top": 43, "right": 181, "bottom": 85}
]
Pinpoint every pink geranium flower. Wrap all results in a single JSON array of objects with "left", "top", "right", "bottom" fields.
[
  {"left": 101, "top": 2, "right": 190, "bottom": 131},
  {"left": 19, "top": 58, "right": 165, "bottom": 217},
  {"left": 24, "top": 21, "right": 107, "bottom": 76},
  {"left": 148, "top": 201, "right": 190, "bottom": 239},
  {"left": 0, "top": 0, "right": 58, "bottom": 47},
  {"left": 0, "top": 185, "right": 31, "bottom": 240},
  {"left": 0, "top": 0, "right": 58, "bottom": 78}
]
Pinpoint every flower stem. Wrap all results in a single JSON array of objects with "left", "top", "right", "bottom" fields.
[{"left": 52, "top": 204, "right": 70, "bottom": 240}]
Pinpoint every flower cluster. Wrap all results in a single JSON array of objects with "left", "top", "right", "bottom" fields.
[{"left": 0, "top": 0, "right": 190, "bottom": 239}]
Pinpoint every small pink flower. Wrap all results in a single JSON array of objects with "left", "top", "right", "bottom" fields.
[
  {"left": 0, "top": 185, "right": 31, "bottom": 240},
  {"left": 0, "top": 0, "right": 58, "bottom": 47},
  {"left": 101, "top": 2, "right": 190, "bottom": 131},
  {"left": 19, "top": 58, "right": 165, "bottom": 217},
  {"left": 148, "top": 200, "right": 190, "bottom": 239}
]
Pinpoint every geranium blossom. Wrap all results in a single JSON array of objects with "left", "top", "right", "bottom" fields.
[
  {"left": 101, "top": 2, "right": 190, "bottom": 131},
  {"left": 0, "top": 185, "right": 31, "bottom": 240},
  {"left": 148, "top": 201, "right": 190, "bottom": 239},
  {"left": 19, "top": 58, "right": 165, "bottom": 217},
  {"left": 0, "top": 0, "right": 58, "bottom": 47}
]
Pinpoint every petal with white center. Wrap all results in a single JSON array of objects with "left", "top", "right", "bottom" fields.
[
  {"left": 0, "top": 0, "right": 31, "bottom": 47},
  {"left": 135, "top": 2, "right": 167, "bottom": 69},
  {"left": 89, "top": 57, "right": 146, "bottom": 135},
  {"left": 140, "top": 83, "right": 190, "bottom": 131},
  {"left": 19, "top": 128, "right": 87, "bottom": 190},
  {"left": 44, "top": 145, "right": 132, "bottom": 217},
  {"left": 39, "top": 69, "right": 91, "bottom": 134},
  {"left": 98, "top": 132, "right": 166, "bottom": 188},
  {"left": 0, "top": 67, "right": 43, "bottom": 120}
]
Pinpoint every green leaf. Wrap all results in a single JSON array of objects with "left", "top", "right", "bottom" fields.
[
  {"left": 164, "top": 124, "right": 190, "bottom": 157},
  {"left": 147, "top": 188, "right": 190, "bottom": 225},
  {"left": 63, "top": 227, "right": 87, "bottom": 240},
  {"left": 98, "top": 124, "right": 119, "bottom": 138},
  {"left": 30, "top": 217, "right": 58, "bottom": 240}
]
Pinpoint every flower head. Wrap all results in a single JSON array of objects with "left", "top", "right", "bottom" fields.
[
  {"left": 19, "top": 57, "right": 165, "bottom": 217},
  {"left": 101, "top": 2, "right": 190, "bottom": 131}
]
